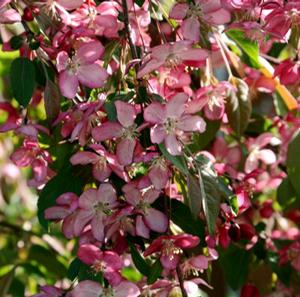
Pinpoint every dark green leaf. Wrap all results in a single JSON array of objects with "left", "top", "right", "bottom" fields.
[
  {"left": 219, "top": 245, "right": 250, "bottom": 290},
  {"left": 10, "top": 57, "right": 36, "bottom": 107},
  {"left": 188, "top": 120, "right": 220, "bottom": 152},
  {"left": 227, "top": 29, "right": 259, "bottom": 68},
  {"left": 37, "top": 163, "right": 85, "bottom": 229},
  {"left": 147, "top": 260, "right": 162, "bottom": 284},
  {"left": 170, "top": 199, "right": 205, "bottom": 241},
  {"left": 8, "top": 278, "right": 25, "bottom": 297},
  {"left": 127, "top": 240, "right": 151, "bottom": 276},
  {"left": 287, "top": 131, "right": 300, "bottom": 196},
  {"left": 28, "top": 245, "right": 67, "bottom": 278},
  {"left": 67, "top": 258, "right": 82, "bottom": 281},
  {"left": 44, "top": 79, "right": 61, "bottom": 122},
  {"left": 187, "top": 174, "right": 202, "bottom": 219},
  {"left": 9, "top": 36, "right": 23, "bottom": 50},
  {"left": 196, "top": 157, "right": 221, "bottom": 235},
  {"left": 135, "top": 0, "right": 145, "bottom": 7},
  {"left": 158, "top": 143, "right": 188, "bottom": 175},
  {"left": 226, "top": 77, "right": 252, "bottom": 137},
  {"left": 277, "top": 177, "right": 299, "bottom": 210},
  {"left": 273, "top": 92, "right": 288, "bottom": 117}
]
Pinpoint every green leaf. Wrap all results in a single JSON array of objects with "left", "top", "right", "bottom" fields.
[
  {"left": 229, "top": 195, "right": 239, "bottom": 216},
  {"left": 187, "top": 174, "right": 202, "bottom": 219},
  {"left": 287, "top": 131, "right": 300, "bottom": 196},
  {"left": 127, "top": 240, "right": 151, "bottom": 276},
  {"left": 28, "top": 245, "right": 67, "bottom": 278},
  {"left": 277, "top": 177, "right": 299, "bottom": 210},
  {"left": 158, "top": 143, "right": 188, "bottom": 175},
  {"left": 188, "top": 120, "right": 220, "bottom": 152},
  {"left": 273, "top": 92, "right": 288, "bottom": 117},
  {"left": 196, "top": 156, "right": 221, "bottom": 234},
  {"left": 67, "top": 258, "right": 81, "bottom": 281},
  {"left": 226, "top": 77, "right": 252, "bottom": 138},
  {"left": 135, "top": 0, "right": 145, "bottom": 7},
  {"left": 227, "top": 29, "right": 260, "bottom": 68},
  {"left": 219, "top": 245, "right": 250, "bottom": 290},
  {"left": 44, "top": 79, "right": 61, "bottom": 122},
  {"left": 8, "top": 278, "right": 25, "bottom": 297},
  {"left": 170, "top": 199, "right": 205, "bottom": 241},
  {"left": 37, "top": 163, "right": 85, "bottom": 229},
  {"left": 10, "top": 57, "right": 36, "bottom": 107},
  {"left": 147, "top": 260, "right": 163, "bottom": 284}
]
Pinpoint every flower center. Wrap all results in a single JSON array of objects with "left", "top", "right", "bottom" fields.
[
  {"left": 93, "top": 202, "right": 113, "bottom": 215},
  {"left": 121, "top": 124, "right": 139, "bottom": 139},
  {"left": 187, "top": 3, "right": 203, "bottom": 19},
  {"left": 92, "top": 260, "right": 106, "bottom": 273},
  {"left": 101, "top": 287, "right": 115, "bottom": 297},
  {"left": 164, "top": 118, "right": 177, "bottom": 134},
  {"left": 165, "top": 54, "right": 182, "bottom": 68},
  {"left": 162, "top": 240, "right": 182, "bottom": 259}
]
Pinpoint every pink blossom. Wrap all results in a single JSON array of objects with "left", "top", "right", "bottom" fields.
[
  {"left": 0, "top": 102, "right": 22, "bottom": 132},
  {"left": 186, "top": 83, "right": 231, "bottom": 120},
  {"left": 274, "top": 59, "right": 300, "bottom": 85},
  {"left": 72, "top": 183, "right": 118, "bottom": 241},
  {"left": 77, "top": 244, "right": 123, "bottom": 285},
  {"left": 0, "top": 0, "right": 21, "bottom": 24},
  {"left": 144, "top": 92, "right": 206, "bottom": 155},
  {"left": 137, "top": 41, "right": 208, "bottom": 78},
  {"left": 144, "top": 234, "right": 200, "bottom": 269},
  {"left": 56, "top": 41, "right": 108, "bottom": 98},
  {"left": 70, "top": 144, "right": 129, "bottom": 182},
  {"left": 33, "top": 285, "right": 64, "bottom": 297},
  {"left": 170, "top": 0, "right": 231, "bottom": 42},
  {"left": 92, "top": 100, "right": 138, "bottom": 165},
  {"left": 122, "top": 184, "right": 168, "bottom": 237},
  {"left": 148, "top": 157, "right": 170, "bottom": 190},
  {"left": 245, "top": 133, "right": 279, "bottom": 173},
  {"left": 72, "top": 280, "right": 140, "bottom": 297}
]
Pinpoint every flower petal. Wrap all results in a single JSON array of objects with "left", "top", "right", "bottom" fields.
[
  {"left": 115, "top": 100, "right": 137, "bottom": 127},
  {"left": 144, "top": 102, "right": 165, "bottom": 124},
  {"left": 59, "top": 70, "right": 79, "bottom": 99},
  {"left": 76, "top": 41, "right": 104, "bottom": 63},
  {"left": 166, "top": 92, "right": 188, "bottom": 118},
  {"left": 78, "top": 64, "right": 108, "bottom": 89},
  {"left": 165, "top": 134, "right": 182, "bottom": 156},
  {"left": 177, "top": 115, "right": 206, "bottom": 132},
  {"left": 92, "top": 122, "right": 122, "bottom": 142},
  {"left": 72, "top": 280, "right": 103, "bottom": 297},
  {"left": 144, "top": 208, "right": 168, "bottom": 233},
  {"left": 116, "top": 138, "right": 136, "bottom": 166}
]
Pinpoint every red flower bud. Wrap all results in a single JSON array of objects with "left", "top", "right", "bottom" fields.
[
  {"left": 22, "top": 7, "right": 34, "bottom": 22},
  {"left": 240, "top": 284, "right": 260, "bottom": 297}
]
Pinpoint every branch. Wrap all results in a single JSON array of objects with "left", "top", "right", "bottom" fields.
[
  {"left": 121, "top": 0, "right": 138, "bottom": 60},
  {"left": 176, "top": 265, "right": 188, "bottom": 297}
]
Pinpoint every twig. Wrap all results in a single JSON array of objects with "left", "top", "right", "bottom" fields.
[{"left": 176, "top": 265, "right": 188, "bottom": 297}]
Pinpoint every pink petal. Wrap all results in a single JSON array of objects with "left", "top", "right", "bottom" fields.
[
  {"left": 44, "top": 206, "right": 70, "bottom": 220},
  {"left": 93, "top": 161, "right": 112, "bottom": 182},
  {"left": 205, "top": 8, "right": 231, "bottom": 25},
  {"left": 244, "top": 153, "right": 259, "bottom": 173},
  {"left": 72, "top": 280, "right": 103, "bottom": 297},
  {"left": 136, "top": 215, "right": 150, "bottom": 238},
  {"left": 116, "top": 138, "right": 136, "bottom": 166},
  {"left": 144, "top": 188, "right": 160, "bottom": 204},
  {"left": 78, "top": 64, "right": 108, "bottom": 89},
  {"left": 79, "top": 189, "right": 99, "bottom": 209},
  {"left": 56, "top": 51, "right": 69, "bottom": 72},
  {"left": 97, "top": 183, "right": 117, "bottom": 205},
  {"left": 115, "top": 281, "right": 140, "bottom": 297},
  {"left": 150, "top": 124, "right": 167, "bottom": 144},
  {"left": 148, "top": 165, "right": 169, "bottom": 190},
  {"left": 103, "top": 251, "right": 123, "bottom": 270},
  {"left": 1, "top": 8, "right": 21, "bottom": 24},
  {"left": 92, "top": 122, "right": 122, "bottom": 141},
  {"left": 144, "top": 102, "right": 165, "bottom": 124},
  {"left": 190, "top": 255, "right": 209, "bottom": 270},
  {"left": 124, "top": 187, "right": 142, "bottom": 206},
  {"left": 70, "top": 151, "right": 99, "bottom": 165},
  {"left": 59, "top": 70, "right": 79, "bottom": 99},
  {"left": 76, "top": 41, "right": 104, "bottom": 63},
  {"left": 182, "top": 18, "right": 200, "bottom": 42},
  {"left": 57, "top": 0, "right": 83, "bottom": 10},
  {"left": 160, "top": 253, "right": 180, "bottom": 270},
  {"left": 77, "top": 244, "right": 102, "bottom": 265},
  {"left": 115, "top": 101, "right": 137, "bottom": 128},
  {"left": 169, "top": 3, "right": 189, "bottom": 19},
  {"left": 91, "top": 214, "right": 105, "bottom": 241},
  {"left": 137, "top": 59, "right": 164, "bottom": 79},
  {"left": 257, "top": 149, "right": 276, "bottom": 165},
  {"left": 165, "top": 134, "right": 182, "bottom": 156},
  {"left": 166, "top": 92, "right": 188, "bottom": 118},
  {"left": 177, "top": 115, "right": 206, "bottom": 132},
  {"left": 178, "top": 48, "right": 209, "bottom": 62},
  {"left": 144, "top": 208, "right": 168, "bottom": 233},
  {"left": 73, "top": 210, "right": 94, "bottom": 236}
]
